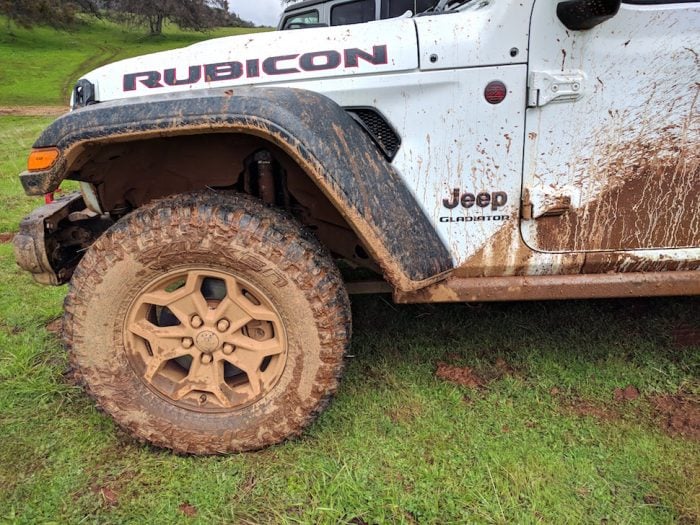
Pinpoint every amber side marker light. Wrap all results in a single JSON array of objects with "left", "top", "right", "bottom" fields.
[{"left": 27, "top": 148, "right": 60, "bottom": 171}]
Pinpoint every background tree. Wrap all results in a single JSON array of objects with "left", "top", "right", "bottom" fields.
[
  {"left": 0, "top": 0, "right": 253, "bottom": 34},
  {"left": 106, "top": 0, "right": 244, "bottom": 35},
  {"left": 0, "top": 0, "right": 99, "bottom": 29}
]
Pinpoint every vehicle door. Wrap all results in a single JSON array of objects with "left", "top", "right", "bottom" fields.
[{"left": 522, "top": 0, "right": 700, "bottom": 253}]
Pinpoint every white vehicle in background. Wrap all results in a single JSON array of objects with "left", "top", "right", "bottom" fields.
[
  {"left": 277, "top": 0, "right": 438, "bottom": 29},
  {"left": 13, "top": 0, "right": 700, "bottom": 454}
]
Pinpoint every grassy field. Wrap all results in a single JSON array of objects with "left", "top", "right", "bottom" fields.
[
  {"left": 0, "top": 115, "right": 698, "bottom": 524},
  {"left": 0, "top": 116, "right": 55, "bottom": 231},
  {"left": 0, "top": 21, "right": 699, "bottom": 524},
  {"left": 0, "top": 17, "right": 268, "bottom": 107}
]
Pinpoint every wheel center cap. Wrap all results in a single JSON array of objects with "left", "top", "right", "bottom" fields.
[{"left": 195, "top": 331, "right": 220, "bottom": 353}]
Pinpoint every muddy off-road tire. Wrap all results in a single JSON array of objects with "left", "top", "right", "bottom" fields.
[{"left": 63, "top": 191, "right": 351, "bottom": 454}]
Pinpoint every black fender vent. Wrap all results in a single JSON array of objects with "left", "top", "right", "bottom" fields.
[{"left": 345, "top": 107, "right": 401, "bottom": 160}]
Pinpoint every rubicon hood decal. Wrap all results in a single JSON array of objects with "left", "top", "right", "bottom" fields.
[
  {"left": 82, "top": 19, "right": 418, "bottom": 102},
  {"left": 124, "top": 45, "right": 389, "bottom": 92}
]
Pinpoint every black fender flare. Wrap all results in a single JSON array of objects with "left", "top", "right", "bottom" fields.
[{"left": 20, "top": 87, "right": 453, "bottom": 290}]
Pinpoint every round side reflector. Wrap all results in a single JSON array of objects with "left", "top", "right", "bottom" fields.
[{"left": 484, "top": 81, "right": 507, "bottom": 104}]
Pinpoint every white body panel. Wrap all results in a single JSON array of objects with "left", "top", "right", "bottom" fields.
[
  {"left": 76, "top": 0, "right": 700, "bottom": 274},
  {"left": 414, "top": 0, "right": 531, "bottom": 70},
  {"left": 290, "top": 65, "right": 527, "bottom": 266},
  {"left": 86, "top": 18, "right": 419, "bottom": 102}
]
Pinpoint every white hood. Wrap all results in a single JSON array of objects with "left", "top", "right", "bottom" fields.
[{"left": 82, "top": 18, "right": 419, "bottom": 102}]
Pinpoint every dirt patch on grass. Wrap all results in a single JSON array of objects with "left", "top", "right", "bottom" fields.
[
  {"left": 651, "top": 393, "right": 700, "bottom": 441},
  {"left": 613, "top": 385, "right": 640, "bottom": 402},
  {"left": 672, "top": 324, "right": 700, "bottom": 348},
  {"left": 564, "top": 398, "right": 619, "bottom": 421},
  {"left": 0, "top": 233, "right": 14, "bottom": 244},
  {"left": 435, "top": 357, "right": 521, "bottom": 389},
  {"left": 80, "top": 464, "right": 139, "bottom": 509},
  {"left": 92, "top": 485, "right": 119, "bottom": 507},
  {"left": 560, "top": 387, "right": 700, "bottom": 442},
  {"left": 492, "top": 357, "right": 520, "bottom": 378},
  {"left": 0, "top": 106, "right": 65, "bottom": 116},
  {"left": 561, "top": 385, "right": 642, "bottom": 421},
  {"left": 179, "top": 502, "right": 198, "bottom": 517},
  {"left": 436, "top": 363, "right": 486, "bottom": 389}
]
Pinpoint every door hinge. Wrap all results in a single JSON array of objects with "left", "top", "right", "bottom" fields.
[
  {"left": 521, "top": 190, "right": 533, "bottom": 220},
  {"left": 527, "top": 70, "right": 586, "bottom": 107}
]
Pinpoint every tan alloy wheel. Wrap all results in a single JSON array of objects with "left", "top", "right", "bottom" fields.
[
  {"left": 125, "top": 268, "right": 288, "bottom": 412},
  {"left": 64, "top": 191, "right": 351, "bottom": 453}
]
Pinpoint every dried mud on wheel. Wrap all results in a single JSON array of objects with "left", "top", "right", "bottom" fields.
[{"left": 63, "top": 191, "right": 351, "bottom": 454}]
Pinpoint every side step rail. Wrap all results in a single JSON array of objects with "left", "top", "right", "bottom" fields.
[{"left": 394, "top": 271, "right": 700, "bottom": 303}]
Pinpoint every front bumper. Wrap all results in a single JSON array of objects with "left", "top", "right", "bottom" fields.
[
  {"left": 13, "top": 192, "right": 112, "bottom": 285},
  {"left": 19, "top": 168, "right": 58, "bottom": 196}
]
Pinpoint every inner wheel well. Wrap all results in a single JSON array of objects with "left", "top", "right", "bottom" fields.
[{"left": 68, "top": 132, "right": 379, "bottom": 271}]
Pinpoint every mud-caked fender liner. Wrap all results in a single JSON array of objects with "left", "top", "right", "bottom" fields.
[{"left": 21, "top": 87, "right": 453, "bottom": 290}]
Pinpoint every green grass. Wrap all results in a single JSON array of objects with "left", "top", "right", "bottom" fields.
[
  {"left": 1, "top": 117, "right": 699, "bottom": 521},
  {"left": 0, "top": 238, "right": 698, "bottom": 523},
  {"left": 0, "top": 17, "right": 269, "bottom": 106},
  {"left": 0, "top": 116, "right": 55, "bottom": 232}
]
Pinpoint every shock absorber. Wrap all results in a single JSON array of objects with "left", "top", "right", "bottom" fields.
[{"left": 255, "top": 151, "right": 275, "bottom": 205}]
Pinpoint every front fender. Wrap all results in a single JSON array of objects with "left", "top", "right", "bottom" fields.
[{"left": 20, "top": 87, "right": 453, "bottom": 291}]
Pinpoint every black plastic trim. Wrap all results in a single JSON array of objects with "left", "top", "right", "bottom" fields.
[
  {"left": 557, "top": 0, "right": 621, "bottom": 31},
  {"left": 23, "top": 87, "right": 453, "bottom": 286},
  {"left": 345, "top": 106, "right": 402, "bottom": 160},
  {"left": 623, "top": 0, "right": 696, "bottom": 4}
]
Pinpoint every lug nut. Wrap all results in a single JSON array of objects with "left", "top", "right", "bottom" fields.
[
  {"left": 255, "top": 328, "right": 266, "bottom": 339},
  {"left": 223, "top": 344, "right": 234, "bottom": 355},
  {"left": 182, "top": 338, "right": 194, "bottom": 349},
  {"left": 202, "top": 354, "right": 213, "bottom": 364},
  {"left": 191, "top": 315, "right": 203, "bottom": 328},
  {"left": 217, "top": 319, "right": 230, "bottom": 332}
]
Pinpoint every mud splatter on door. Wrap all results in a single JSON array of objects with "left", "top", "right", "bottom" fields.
[{"left": 522, "top": 3, "right": 699, "bottom": 253}]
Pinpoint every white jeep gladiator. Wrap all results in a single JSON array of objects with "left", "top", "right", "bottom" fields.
[{"left": 13, "top": 0, "right": 699, "bottom": 453}]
